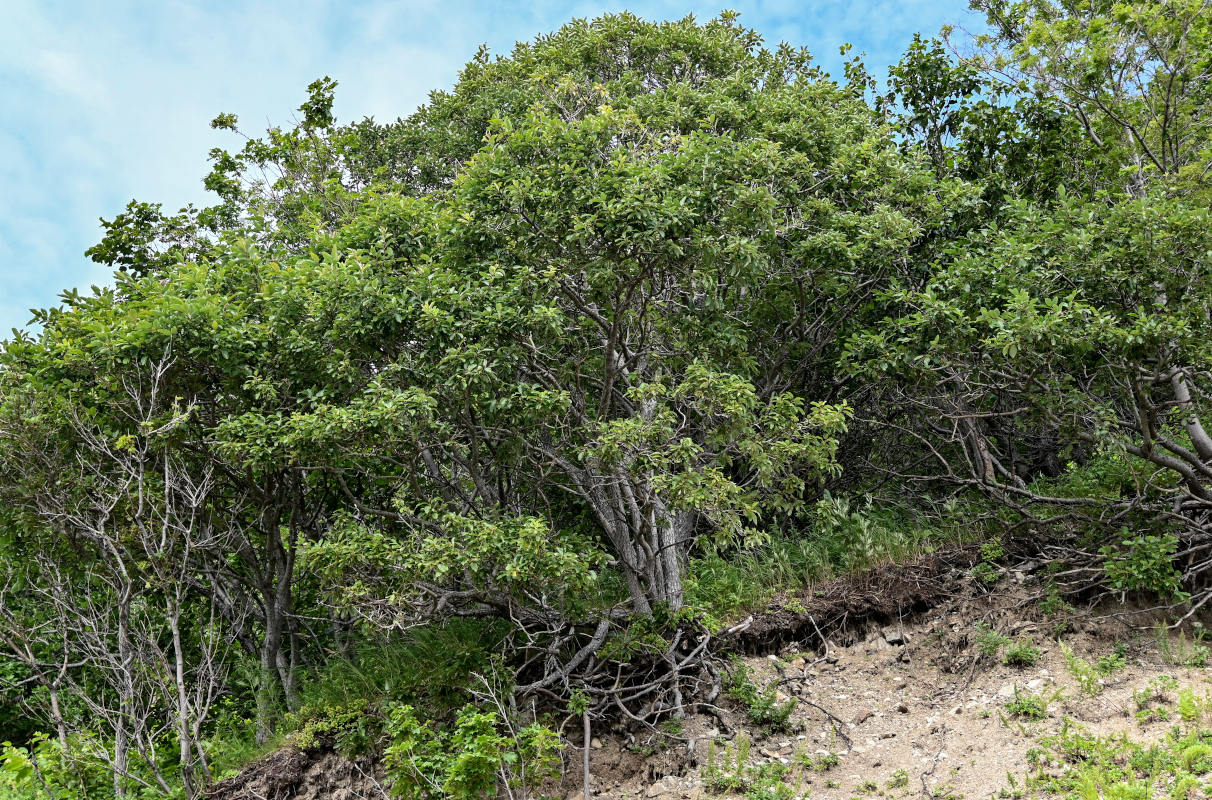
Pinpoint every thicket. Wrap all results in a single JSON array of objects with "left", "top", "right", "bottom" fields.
[{"left": 2, "top": 3, "right": 1211, "bottom": 798}]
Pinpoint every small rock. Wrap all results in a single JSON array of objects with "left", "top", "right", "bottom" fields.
[
  {"left": 591, "top": 737, "right": 603, "bottom": 749},
  {"left": 882, "top": 626, "right": 909, "bottom": 645},
  {"left": 997, "top": 684, "right": 1015, "bottom": 698},
  {"left": 895, "top": 703, "right": 909, "bottom": 714},
  {"left": 1026, "top": 679, "right": 1045, "bottom": 691},
  {"left": 949, "top": 705, "right": 963, "bottom": 715}
]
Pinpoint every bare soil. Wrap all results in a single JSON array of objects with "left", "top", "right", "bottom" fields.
[
  {"left": 578, "top": 566, "right": 1212, "bottom": 800},
  {"left": 208, "top": 552, "right": 1212, "bottom": 800}
]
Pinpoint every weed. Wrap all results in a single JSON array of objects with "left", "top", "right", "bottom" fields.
[
  {"left": 1039, "top": 586, "right": 1074, "bottom": 618},
  {"left": 1180, "top": 743, "right": 1212, "bottom": 773},
  {"left": 1003, "top": 640, "right": 1042, "bottom": 668},
  {"left": 1061, "top": 642, "right": 1103, "bottom": 695},
  {"left": 1134, "top": 675, "right": 1179, "bottom": 709},
  {"left": 1154, "top": 626, "right": 1210, "bottom": 668},
  {"left": 1176, "top": 688, "right": 1208, "bottom": 724},
  {"left": 1004, "top": 688, "right": 1049, "bottom": 720},
  {"left": 973, "top": 539, "right": 1004, "bottom": 584},
  {"left": 798, "top": 751, "right": 839, "bottom": 771},
  {"left": 887, "top": 769, "right": 909, "bottom": 789},
  {"left": 1095, "top": 642, "right": 1128, "bottom": 675},
  {"left": 727, "top": 661, "right": 797, "bottom": 731},
  {"left": 705, "top": 734, "right": 799, "bottom": 800},
  {"left": 975, "top": 622, "right": 1010, "bottom": 658},
  {"left": 1029, "top": 705, "right": 1212, "bottom": 798}
]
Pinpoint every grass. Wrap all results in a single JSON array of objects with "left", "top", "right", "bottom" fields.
[
  {"left": 1004, "top": 688, "right": 1050, "bottom": 720},
  {"left": 726, "top": 660, "right": 798, "bottom": 731},
  {"left": 1027, "top": 694, "right": 1212, "bottom": 799},
  {"left": 1003, "top": 639, "right": 1042, "bottom": 668},
  {"left": 684, "top": 499, "right": 944, "bottom": 627}
]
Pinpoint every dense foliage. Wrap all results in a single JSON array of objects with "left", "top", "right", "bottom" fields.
[{"left": 2, "top": 4, "right": 1210, "bottom": 798}]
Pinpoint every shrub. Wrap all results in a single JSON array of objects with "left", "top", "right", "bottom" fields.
[
  {"left": 383, "top": 704, "right": 559, "bottom": 800},
  {"left": 1100, "top": 532, "right": 1186, "bottom": 599}
]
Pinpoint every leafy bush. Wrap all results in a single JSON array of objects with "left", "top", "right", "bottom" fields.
[
  {"left": 287, "top": 698, "right": 382, "bottom": 758},
  {"left": 0, "top": 735, "right": 109, "bottom": 800},
  {"left": 383, "top": 704, "right": 559, "bottom": 800},
  {"left": 1100, "top": 532, "right": 1186, "bottom": 600}
]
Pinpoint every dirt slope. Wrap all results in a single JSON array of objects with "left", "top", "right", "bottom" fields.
[
  {"left": 208, "top": 559, "right": 1212, "bottom": 800},
  {"left": 582, "top": 576, "right": 1211, "bottom": 800}
]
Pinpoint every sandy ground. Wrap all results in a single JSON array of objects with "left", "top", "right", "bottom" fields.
[{"left": 577, "top": 581, "right": 1212, "bottom": 800}]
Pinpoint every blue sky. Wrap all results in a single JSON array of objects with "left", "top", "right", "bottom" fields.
[{"left": 0, "top": 0, "right": 979, "bottom": 336}]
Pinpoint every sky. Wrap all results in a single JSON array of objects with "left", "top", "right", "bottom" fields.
[{"left": 0, "top": 0, "right": 980, "bottom": 336}]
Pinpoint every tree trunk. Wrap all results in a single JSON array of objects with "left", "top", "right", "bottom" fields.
[
  {"left": 1172, "top": 372, "right": 1212, "bottom": 463},
  {"left": 114, "top": 586, "right": 132, "bottom": 799},
  {"left": 169, "top": 599, "right": 198, "bottom": 799}
]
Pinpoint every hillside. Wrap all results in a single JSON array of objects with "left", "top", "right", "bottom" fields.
[
  {"left": 3, "top": 5, "right": 1212, "bottom": 800},
  {"left": 203, "top": 555, "right": 1212, "bottom": 800}
]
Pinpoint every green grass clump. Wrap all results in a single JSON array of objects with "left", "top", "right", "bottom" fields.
[
  {"left": 1029, "top": 707, "right": 1212, "bottom": 798},
  {"left": 975, "top": 622, "right": 1010, "bottom": 658},
  {"left": 726, "top": 661, "right": 797, "bottom": 731},
  {"left": 1004, "top": 688, "right": 1049, "bottom": 720},
  {"left": 1004, "top": 639, "right": 1042, "bottom": 668}
]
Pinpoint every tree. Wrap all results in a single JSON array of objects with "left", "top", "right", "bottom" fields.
[{"left": 962, "top": 0, "right": 1212, "bottom": 195}]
